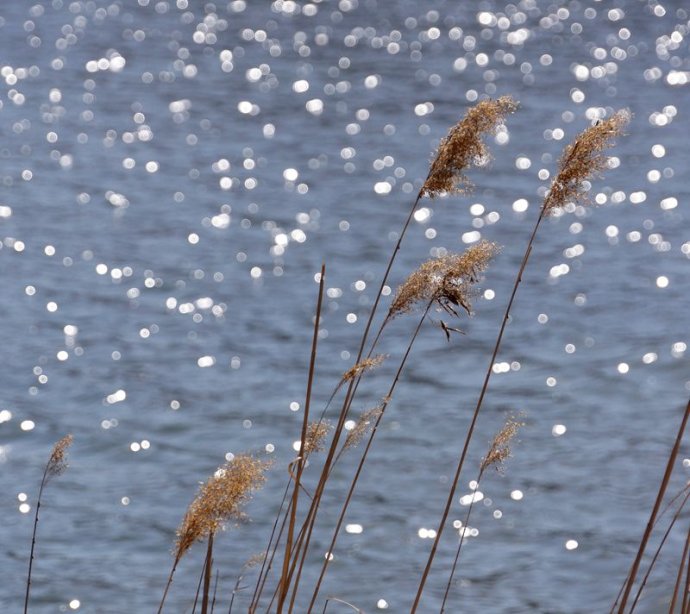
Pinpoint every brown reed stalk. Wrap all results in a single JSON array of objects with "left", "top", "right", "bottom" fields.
[
  {"left": 201, "top": 531, "right": 214, "bottom": 614},
  {"left": 629, "top": 488, "right": 690, "bottom": 611},
  {"left": 277, "top": 264, "right": 326, "bottom": 613},
  {"left": 158, "top": 454, "right": 270, "bottom": 613},
  {"left": 305, "top": 302, "right": 431, "bottom": 611},
  {"left": 615, "top": 398, "right": 690, "bottom": 612},
  {"left": 441, "top": 416, "right": 523, "bottom": 612},
  {"left": 680, "top": 561, "right": 690, "bottom": 614},
  {"left": 611, "top": 483, "right": 690, "bottom": 611},
  {"left": 306, "top": 241, "right": 500, "bottom": 609},
  {"left": 24, "top": 434, "right": 73, "bottom": 614},
  {"left": 268, "top": 96, "right": 510, "bottom": 612},
  {"left": 670, "top": 526, "right": 690, "bottom": 613},
  {"left": 272, "top": 97, "right": 516, "bottom": 612},
  {"left": 413, "top": 109, "right": 629, "bottom": 612}
]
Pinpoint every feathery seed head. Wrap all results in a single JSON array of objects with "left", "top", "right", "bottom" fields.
[
  {"left": 304, "top": 421, "right": 331, "bottom": 453},
  {"left": 543, "top": 109, "right": 630, "bottom": 215},
  {"left": 344, "top": 404, "right": 384, "bottom": 450},
  {"left": 342, "top": 354, "right": 387, "bottom": 383},
  {"left": 422, "top": 96, "right": 518, "bottom": 198},
  {"left": 481, "top": 417, "right": 524, "bottom": 473},
  {"left": 389, "top": 240, "right": 500, "bottom": 318},
  {"left": 46, "top": 434, "right": 73, "bottom": 481},
  {"left": 175, "top": 454, "right": 271, "bottom": 560}
]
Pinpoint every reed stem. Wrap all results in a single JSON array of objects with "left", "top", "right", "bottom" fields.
[
  {"left": 307, "top": 302, "right": 431, "bottom": 610},
  {"left": 277, "top": 264, "right": 326, "bottom": 612},
  {"left": 616, "top": 399, "right": 690, "bottom": 612},
  {"left": 411, "top": 207, "right": 545, "bottom": 611}
]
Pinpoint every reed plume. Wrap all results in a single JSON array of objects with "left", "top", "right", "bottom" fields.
[
  {"left": 422, "top": 96, "right": 518, "bottom": 198},
  {"left": 481, "top": 416, "right": 524, "bottom": 473},
  {"left": 304, "top": 421, "right": 331, "bottom": 453},
  {"left": 24, "top": 434, "right": 73, "bottom": 614},
  {"left": 341, "top": 355, "right": 386, "bottom": 383},
  {"left": 158, "top": 454, "right": 270, "bottom": 613},
  {"left": 343, "top": 403, "right": 385, "bottom": 451},
  {"left": 413, "top": 109, "right": 629, "bottom": 612},
  {"left": 389, "top": 240, "right": 500, "bottom": 318},
  {"left": 543, "top": 109, "right": 630, "bottom": 213}
]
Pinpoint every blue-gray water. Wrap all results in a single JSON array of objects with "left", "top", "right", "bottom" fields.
[{"left": 1, "top": 1, "right": 689, "bottom": 612}]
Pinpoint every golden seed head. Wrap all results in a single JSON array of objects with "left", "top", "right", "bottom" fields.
[
  {"left": 175, "top": 454, "right": 271, "bottom": 560},
  {"left": 543, "top": 109, "right": 630, "bottom": 214},
  {"left": 46, "top": 434, "right": 73, "bottom": 481},
  {"left": 481, "top": 417, "right": 524, "bottom": 473},
  {"left": 389, "top": 240, "right": 500, "bottom": 318},
  {"left": 304, "top": 421, "right": 331, "bottom": 453},
  {"left": 342, "top": 354, "right": 387, "bottom": 383},
  {"left": 344, "top": 404, "right": 384, "bottom": 450},
  {"left": 421, "top": 96, "right": 518, "bottom": 198}
]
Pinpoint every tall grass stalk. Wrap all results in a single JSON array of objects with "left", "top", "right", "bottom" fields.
[
  {"left": 413, "top": 108, "right": 630, "bottom": 611},
  {"left": 201, "top": 531, "right": 214, "bottom": 614},
  {"left": 24, "top": 434, "right": 72, "bottom": 614},
  {"left": 629, "top": 489, "right": 690, "bottom": 611},
  {"left": 440, "top": 417, "right": 523, "bottom": 612},
  {"left": 279, "top": 98, "right": 516, "bottom": 610},
  {"left": 670, "top": 526, "right": 690, "bottom": 613},
  {"left": 306, "top": 241, "right": 500, "bottom": 608},
  {"left": 614, "top": 398, "right": 690, "bottom": 613},
  {"left": 277, "top": 264, "right": 326, "bottom": 612}
]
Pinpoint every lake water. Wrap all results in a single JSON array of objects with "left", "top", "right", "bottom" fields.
[{"left": 1, "top": 1, "right": 689, "bottom": 612}]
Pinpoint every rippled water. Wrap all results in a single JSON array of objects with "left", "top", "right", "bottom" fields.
[{"left": 1, "top": 1, "right": 689, "bottom": 612}]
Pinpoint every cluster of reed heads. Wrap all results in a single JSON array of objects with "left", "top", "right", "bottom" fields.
[{"left": 23, "top": 97, "right": 690, "bottom": 613}]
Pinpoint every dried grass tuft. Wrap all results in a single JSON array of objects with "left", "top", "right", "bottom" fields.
[
  {"left": 305, "top": 421, "right": 331, "bottom": 453},
  {"left": 421, "top": 96, "right": 518, "bottom": 198},
  {"left": 480, "top": 416, "right": 524, "bottom": 473},
  {"left": 342, "top": 354, "right": 387, "bottom": 383},
  {"left": 175, "top": 454, "right": 271, "bottom": 560},
  {"left": 544, "top": 109, "right": 630, "bottom": 214},
  {"left": 344, "top": 404, "right": 385, "bottom": 450},
  {"left": 389, "top": 240, "right": 500, "bottom": 318},
  {"left": 46, "top": 434, "right": 73, "bottom": 482}
]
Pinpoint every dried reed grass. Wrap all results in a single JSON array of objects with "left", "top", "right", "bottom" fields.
[
  {"left": 422, "top": 96, "right": 518, "bottom": 198},
  {"left": 389, "top": 240, "right": 500, "bottom": 318},
  {"left": 24, "top": 435, "right": 73, "bottom": 614}
]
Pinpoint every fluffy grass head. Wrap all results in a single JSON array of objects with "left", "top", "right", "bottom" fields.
[
  {"left": 481, "top": 417, "right": 524, "bottom": 473},
  {"left": 389, "top": 240, "right": 500, "bottom": 318},
  {"left": 175, "top": 454, "right": 271, "bottom": 560},
  {"left": 421, "top": 96, "right": 518, "bottom": 198},
  {"left": 46, "top": 434, "right": 73, "bottom": 482},
  {"left": 544, "top": 109, "right": 630, "bottom": 214}
]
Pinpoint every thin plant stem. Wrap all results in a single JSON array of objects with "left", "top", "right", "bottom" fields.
[
  {"left": 158, "top": 555, "right": 181, "bottom": 614},
  {"left": 201, "top": 532, "right": 214, "bottom": 614},
  {"left": 670, "top": 525, "right": 690, "bottom": 613},
  {"left": 277, "top": 264, "right": 326, "bottom": 612},
  {"left": 248, "top": 480, "right": 291, "bottom": 612},
  {"left": 24, "top": 435, "right": 72, "bottom": 614},
  {"left": 616, "top": 399, "right": 690, "bottom": 613},
  {"left": 411, "top": 209, "right": 545, "bottom": 611},
  {"left": 228, "top": 574, "right": 242, "bottom": 614},
  {"left": 680, "top": 544, "right": 690, "bottom": 614},
  {"left": 307, "top": 302, "right": 431, "bottom": 611},
  {"left": 192, "top": 552, "right": 208, "bottom": 614},
  {"left": 630, "top": 489, "right": 690, "bottom": 611},
  {"left": 440, "top": 468, "right": 486, "bottom": 612},
  {"left": 210, "top": 569, "right": 219, "bottom": 614},
  {"left": 24, "top": 478, "right": 47, "bottom": 614}
]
